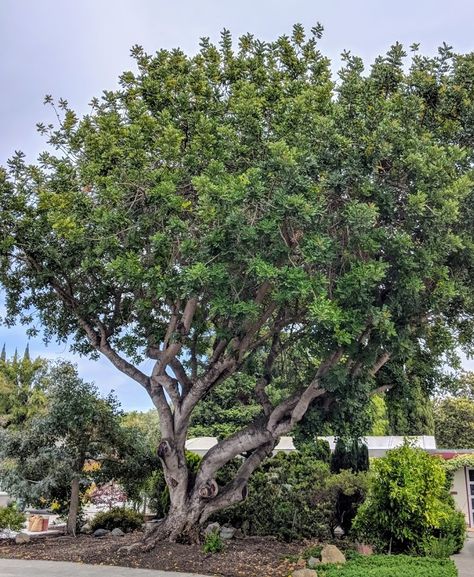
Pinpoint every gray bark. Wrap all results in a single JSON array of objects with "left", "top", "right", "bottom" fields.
[{"left": 66, "top": 476, "right": 80, "bottom": 536}]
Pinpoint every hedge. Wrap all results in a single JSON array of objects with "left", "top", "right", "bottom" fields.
[{"left": 317, "top": 555, "right": 457, "bottom": 577}]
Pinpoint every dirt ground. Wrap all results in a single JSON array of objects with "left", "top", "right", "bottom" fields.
[{"left": 0, "top": 533, "right": 307, "bottom": 577}]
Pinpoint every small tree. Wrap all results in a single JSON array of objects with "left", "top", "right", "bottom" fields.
[
  {"left": 0, "top": 361, "right": 145, "bottom": 534},
  {"left": 0, "top": 347, "right": 48, "bottom": 429},
  {"left": 353, "top": 443, "right": 465, "bottom": 553}
]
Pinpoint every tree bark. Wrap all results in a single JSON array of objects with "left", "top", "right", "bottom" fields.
[{"left": 67, "top": 476, "right": 80, "bottom": 536}]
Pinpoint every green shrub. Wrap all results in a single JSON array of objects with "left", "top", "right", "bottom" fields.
[
  {"left": 435, "top": 502, "right": 466, "bottom": 554},
  {"left": 294, "top": 437, "right": 332, "bottom": 463},
  {"left": 330, "top": 437, "right": 369, "bottom": 474},
  {"left": 213, "top": 451, "right": 333, "bottom": 541},
  {"left": 325, "top": 469, "right": 369, "bottom": 535},
  {"left": 419, "top": 536, "right": 458, "bottom": 559},
  {"left": 0, "top": 504, "right": 26, "bottom": 531},
  {"left": 317, "top": 555, "right": 457, "bottom": 577},
  {"left": 202, "top": 528, "right": 224, "bottom": 553},
  {"left": 90, "top": 507, "right": 143, "bottom": 532},
  {"left": 352, "top": 443, "right": 466, "bottom": 554}
]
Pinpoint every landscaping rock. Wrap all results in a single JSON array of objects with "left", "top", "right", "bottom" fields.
[
  {"left": 0, "top": 529, "right": 18, "bottom": 540},
  {"left": 111, "top": 527, "right": 125, "bottom": 536},
  {"left": 308, "top": 556, "right": 320, "bottom": 568},
  {"left": 15, "top": 532, "right": 30, "bottom": 545},
  {"left": 320, "top": 544, "right": 346, "bottom": 564},
  {"left": 292, "top": 569, "right": 318, "bottom": 577},
  {"left": 93, "top": 528, "right": 110, "bottom": 538},
  {"left": 80, "top": 523, "right": 92, "bottom": 534},
  {"left": 220, "top": 525, "right": 236, "bottom": 540},
  {"left": 204, "top": 522, "right": 220, "bottom": 535}
]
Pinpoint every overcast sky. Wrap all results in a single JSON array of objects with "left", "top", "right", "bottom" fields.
[{"left": 1, "top": 0, "right": 473, "bottom": 410}]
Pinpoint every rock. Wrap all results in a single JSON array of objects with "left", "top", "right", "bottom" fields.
[
  {"left": 15, "top": 532, "right": 30, "bottom": 545},
  {"left": 308, "top": 556, "right": 320, "bottom": 568},
  {"left": 80, "top": 524, "right": 92, "bottom": 534},
  {"left": 204, "top": 522, "right": 220, "bottom": 536},
  {"left": 220, "top": 525, "right": 236, "bottom": 540},
  {"left": 0, "top": 529, "right": 18, "bottom": 540},
  {"left": 111, "top": 527, "right": 125, "bottom": 536},
  {"left": 93, "top": 528, "right": 110, "bottom": 538},
  {"left": 295, "top": 558, "right": 307, "bottom": 569},
  {"left": 320, "top": 544, "right": 346, "bottom": 565},
  {"left": 333, "top": 526, "right": 344, "bottom": 537},
  {"left": 293, "top": 570, "right": 318, "bottom": 577},
  {"left": 144, "top": 522, "right": 157, "bottom": 535}
]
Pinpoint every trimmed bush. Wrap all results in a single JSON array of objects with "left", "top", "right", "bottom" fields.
[
  {"left": 213, "top": 451, "right": 334, "bottom": 541},
  {"left": 90, "top": 507, "right": 143, "bottom": 533},
  {"left": 317, "top": 555, "right": 457, "bottom": 577},
  {"left": 0, "top": 504, "right": 26, "bottom": 531},
  {"left": 353, "top": 443, "right": 466, "bottom": 554}
]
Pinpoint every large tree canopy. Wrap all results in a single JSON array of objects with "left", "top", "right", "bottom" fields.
[{"left": 1, "top": 25, "right": 474, "bottom": 542}]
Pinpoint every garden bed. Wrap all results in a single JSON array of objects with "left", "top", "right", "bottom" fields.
[
  {"left": 0, "top": 535, "right": 459, "bottom": 577},
  {"left": 0, "top": 533, "right": 303, "bottom": 577}
]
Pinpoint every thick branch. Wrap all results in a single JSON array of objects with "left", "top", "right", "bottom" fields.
[{"left": 200, "top": 441, "right": 276, "bottom": 521}]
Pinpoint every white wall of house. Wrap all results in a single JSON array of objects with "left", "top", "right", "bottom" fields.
[
  {"left": 451, "top": 468, "right": 471, "bottom": 527},
  {"left": 0, "top": 492, "right": 10, "bottom": 507}
]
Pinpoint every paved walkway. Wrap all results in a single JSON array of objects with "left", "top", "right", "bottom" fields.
[
  {"left": 452, "top": 534, "right": 474, "bottom": 577},
  {"left": 0, "top": 559, "right": 213, "bottom": 577}
]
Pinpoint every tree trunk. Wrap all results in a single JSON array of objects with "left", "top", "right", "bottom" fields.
[
  {"left": 67, "top": 476, "right": 80, "bottom": 536},
  {"left": 143, "top": 500, "right": 207, "bottom": 546}
]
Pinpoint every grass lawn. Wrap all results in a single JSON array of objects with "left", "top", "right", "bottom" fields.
[{"left": 317, "top": 555, "right": 457, "bottom": 577}]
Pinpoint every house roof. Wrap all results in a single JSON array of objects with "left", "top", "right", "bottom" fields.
[{"left": 185, "top": 435, "right": 438, "bottom": 456}]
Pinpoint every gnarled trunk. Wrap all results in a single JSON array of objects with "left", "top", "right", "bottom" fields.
[{"left": 144, "top": 501, "right": 207, "bottom": 546}]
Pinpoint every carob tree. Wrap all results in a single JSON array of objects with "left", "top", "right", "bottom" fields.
[{"left": 1, "top": 26, "right": 474, "bottom": 542}]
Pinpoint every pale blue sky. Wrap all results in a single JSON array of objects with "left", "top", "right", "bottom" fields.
[{"left": 1, "top": 0, "right": 473, "bottom": 409}]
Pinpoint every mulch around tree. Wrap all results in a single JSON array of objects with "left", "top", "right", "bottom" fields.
[{"left": 0, "top": 533, "right": 307, "bottom": 577}]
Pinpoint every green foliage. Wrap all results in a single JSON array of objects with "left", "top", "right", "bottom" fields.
[
  {"left": 90, "top": 507, "right": 144, "bottom": 533},
  {"left": 352, "top": 443, "right": 465, "bottom": 554},
  {"left": 202, "top": 528, "right": 224, "bottom": 553},
  {"left": 189, "top": 374, "right": 262, "bottom": 439},
  {"left": 293, "top": 437, "right": 332, "bottom": 463},
  {"left": 436, "top": 502, "right": 466, "bottom": 554},
  {"left": 434, "top": 397, "right": 474, "bottom": 448},
  {"left": 0, "top": 361, "right": 155, "bottom": 530},
  {"left": 317, "top": 555, "right": 457, "bottom": 577},
  {"left": 214, "top": 451, "right": 334, "bottom": 541},
  {"left": 325, "top": 469, "right": 369, "bottom": 535},
  {"left": 330, "top": 438, "right": 369, "bottom": 474},
  {"left": 443, "top": 454, "right": 474, "bottom": 482},
  {"left": 121, "top": 410, "right": 160, "bottom": 449},
  {"left": 419, "top": 535, "right": 459, "bottom": 559},
  {"left": 0, "top": 347, "right": 48, "bottom": 429},
  {"left": 368, "top": 395, "right": 389, "bottom": 436},
  {"left": 0, "top": 504, "right": 26, "bottom": 531},
  {"left": 2, "top": 26, "right": 474, "bottom": 529},
  {"left": 381, "top": 348, "right": 440, "bottom": 436}
]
